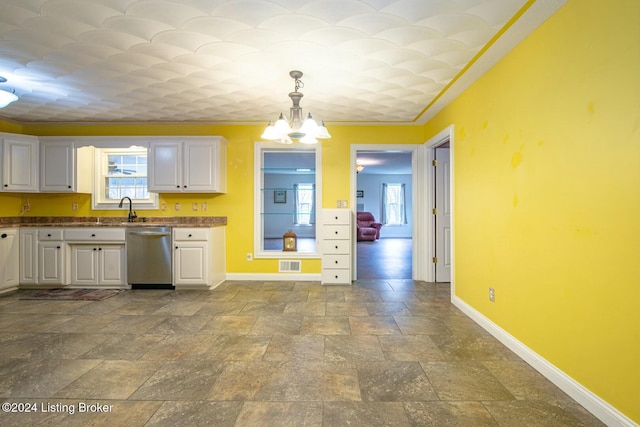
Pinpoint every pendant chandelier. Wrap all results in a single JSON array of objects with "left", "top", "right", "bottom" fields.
[
  {"left": 261, "top": 70, "right": 331, "bottom": 144},
  {"left": 0, "top": 77, "right": 18, "bottom": 108}
]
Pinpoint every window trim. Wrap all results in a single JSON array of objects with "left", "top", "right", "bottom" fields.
[
  {"left": 254, "top": 142, "right": 322, "bottom": 259},
  {"left": 382, "top": 182, "right": 407, "bottom": 225},
  {"left": 92, "top": 147, "right": 159, "bottom": 210}
]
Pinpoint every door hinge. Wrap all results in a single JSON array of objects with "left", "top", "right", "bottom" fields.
[
  {"left": 432, "top": 159, "right": 438, "bottom": 167},
  {"left": 432, "top": 208, "right": 437, "bottom": 215},
  {"left": 432, "top": 257, "right": 438, "bottom": 263}
]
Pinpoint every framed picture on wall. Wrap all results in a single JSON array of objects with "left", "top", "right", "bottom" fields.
[
  {"left": 274, "top": 190, "right": 287, "bottom": 203},
  {"left": 357, "top": 190, "right": 364, "bottom": 198}
]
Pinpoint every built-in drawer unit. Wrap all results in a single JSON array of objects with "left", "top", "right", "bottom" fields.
[{"left": 320, "top": 209, "right": 352, "bottom": 285}]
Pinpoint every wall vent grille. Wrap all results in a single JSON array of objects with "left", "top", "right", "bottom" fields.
[{"left": 279, "top": 260, "right": 302, "bottom": 272}]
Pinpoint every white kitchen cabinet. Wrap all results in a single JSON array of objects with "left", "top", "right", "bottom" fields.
[
  {"left": 38, "top": 242, "right": 66, "bottom": 286},
  {"left": 66, "top": 228, "right": 126, "bottom": 287},
  {"left": 1, "top": 132, "right": 39, "bottom": 192},
  {"left": 148, "top": 138, "right": 227, "bottom": 193},
  {"left": 173, "top": 227, "right": 225, "bottom": 289},
  {"left": 0, "top": 228, "right": 19, "bottom": 293},
  {"left": 19, "top": 228, "right": 38, "bottom": 285},
  {"left": 70, "top": 245, "right": 125, "bottom": 287},
  {"left": 39, "top": 139, "right": 93, "bottom": 192},
  {"left": 320, "top": 209, "right": 352, "bottom": 285}
]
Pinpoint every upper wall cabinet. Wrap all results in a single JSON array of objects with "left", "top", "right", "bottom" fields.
[
  {"left": 148, "top": 138, "right": 227, "bottom": 193},
  {"left": 0, "top": 132, "right": 39, "bottom": 192},
  {"left": 39, "top": 138, "right": 93, "bottom": 193}
]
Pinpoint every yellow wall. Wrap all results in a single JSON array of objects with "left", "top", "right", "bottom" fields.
[
  {"left": 1, "top": 122, "right": 422, "bottom": 275},
  {"left": 424, "top": 0, "right": 640, "bottom": 422}
]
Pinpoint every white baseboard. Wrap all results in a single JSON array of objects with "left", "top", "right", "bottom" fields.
[
  {"left": 452, "top": 296, "right": 637, "bottom": 427},
  {"left": 224, "top": 273, "right": 321, "bottom": 282},
  {"left": 0, "top": 286, "right": 18, "bottom": 295}
]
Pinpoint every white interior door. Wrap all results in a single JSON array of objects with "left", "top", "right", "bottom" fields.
[{"left": 435, "top": 147, "right": 451, "bottom": 282}]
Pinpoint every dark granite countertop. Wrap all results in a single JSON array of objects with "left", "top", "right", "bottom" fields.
[{"left": 0, "top": 216, "right": 227, "bottom": 228}]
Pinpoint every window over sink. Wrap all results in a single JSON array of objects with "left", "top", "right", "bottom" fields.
[{"left": 92, "top": 147, "right": 158, "bottom": 210}]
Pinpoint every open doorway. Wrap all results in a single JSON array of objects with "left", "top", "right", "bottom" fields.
[{"left": 355, "top": 150, "right": 413, "bottom": 280}]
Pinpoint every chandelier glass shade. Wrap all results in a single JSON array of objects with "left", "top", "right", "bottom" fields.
[
  {"left": 262, "top": 71, "right": 331, "bottom": 144},
  {"left": 0, "top": 77, "right": 18, "bottom": 108}
]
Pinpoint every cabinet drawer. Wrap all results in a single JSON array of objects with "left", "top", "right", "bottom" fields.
[
  {"left": 322, "top": 239, "right": 350, "bottom": 255},
  {"left": 322, "top": 254, "right": 350, "bottom": 269},
  {"left": 64, "top": 228, "right": 125, "bottom": 242},
  {"left": 174, "top": 228, "right": 209, "bottom": 241},
  {"left": 38, "top": 229, "right": 64, "bottom": 240},
  {"left": 321, "top": 225, "right": 350, "bottom": 240},
  {"left": 321, "top": 269, "right": 351, "bottom": 285},
  {"left": 322, "top": 209, "right": 351, "bottom": 225}
]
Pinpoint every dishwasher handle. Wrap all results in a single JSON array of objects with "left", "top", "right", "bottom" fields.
[{"left": 129, "top": 231, "right": 171, "bottom": 237}]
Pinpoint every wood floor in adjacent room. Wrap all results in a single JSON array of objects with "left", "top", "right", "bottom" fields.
[{"left": 357, "top": 238, "right": 413, "bottom": 280}]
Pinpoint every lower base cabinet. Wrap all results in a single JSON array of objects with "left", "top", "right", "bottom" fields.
[
  {"left": 38, "top": 241, "right": 66, "bottom": 285},
  {"left": 17, "top": 226, "right": 225, "bottom": 290},
  {"left": 173, "top": 227, "right": 225, "bottom": 289},
  {"left": 0, "top": 229, "right": 19, "bottom": 293},
  {"left": 70, "top": 245, "right": 125, "bottom": 287},
  {"left": 19, "top": 229, "right": 37, "bottom": 285}
]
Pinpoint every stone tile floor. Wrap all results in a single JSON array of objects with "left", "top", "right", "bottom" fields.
[{"left": 0, "top": 280, "right": 604, "bottom": 426}]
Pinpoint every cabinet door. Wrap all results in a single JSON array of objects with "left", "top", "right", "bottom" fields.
[
  {"left": 39, "top": 242, "right": 66, "bottom": 285},
  {"left": 174, "top": 243, "right": 208, "bottom": 285},
  {"left": 70, "top": 246, "right": 98, "bottom": 285},
  {"left": 40, "top": 141, "right": 74, "bottom": 191},
  {"left": 148, "top": 141, "right": 182, "bottom": 192},
  {"left": 0, "top": 229, "right": 19, "bottom": 290},
  {"left": 183, "top": 141, "right": 217, "bottom": 192},
  {"left": 1, "top": 135, "right": 38, "bottom": 192},
  {"left": 19, "top": 229, "right": 38, "bottom": 284},
  {"left": 99, "top": 245, "right": 125, "bottom": 286}
]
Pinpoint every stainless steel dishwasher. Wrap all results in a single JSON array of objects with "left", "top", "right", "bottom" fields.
[{"left": 126, "top": 227, "right": 173, "bottom": 289}]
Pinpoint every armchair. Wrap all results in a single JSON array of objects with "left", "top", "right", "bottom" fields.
[{"left": 357, "top": 212, "right": 383, "bottom": 241}]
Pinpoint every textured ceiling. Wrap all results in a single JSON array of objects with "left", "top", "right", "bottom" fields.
[{"left": 0, "top": 0, "right": 562, "bottom": 124}]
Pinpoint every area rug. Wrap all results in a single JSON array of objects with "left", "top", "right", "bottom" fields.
[{"left": 20, "top": 288, "right": 124, "bottom": 301}]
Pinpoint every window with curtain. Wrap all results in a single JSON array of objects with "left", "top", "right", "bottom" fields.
[
  {"left": 294, "top": 183, "right": 315, "bottom": 225},
  {"left": 382, "top": 183, "right": 407, "bottom": 225}
]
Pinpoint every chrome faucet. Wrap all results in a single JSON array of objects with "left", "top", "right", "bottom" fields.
[{"left": 118, "top": 197, "right": 137, "bottom": 222}]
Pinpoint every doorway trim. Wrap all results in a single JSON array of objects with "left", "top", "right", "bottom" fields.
[
  {"left": 422, "top": 125, "right": 455, "bottom": 285},
  {"left": 350, "top": 144, "right": 421, "bottom": 280}
]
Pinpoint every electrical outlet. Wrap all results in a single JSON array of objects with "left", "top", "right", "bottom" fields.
[
  {"left": 175, "top": 203, "right": 180, "bottom": 211},
  {"left": 336, "top": 200, "right": 347, "bottom": 208},
  {"left": 192, "top": 202, "right": 198, "bottom": 211},
  {"left": 202, "top": 202, "right": 207, "bottom": 211},
  {"left": 72, "top": 202, "right": 78, "bottom": 211},
  {"left": 489, "top": 287, "right": 495, "bottom": 302},
  {"left": 246, "top": 253, "right": 253, "bottom": 262},
  {"left": 161, "top": 202, "right": 167, "bottom": 211}
]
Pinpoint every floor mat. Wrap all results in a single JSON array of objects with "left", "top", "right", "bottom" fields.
[{"left": 20, "top": 288, "right": 124, "bottom": 301}]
